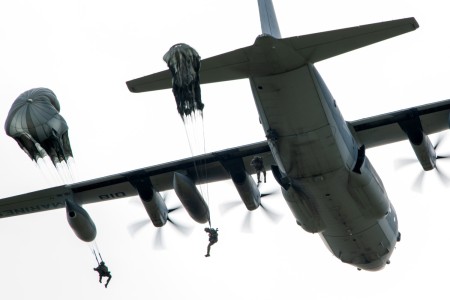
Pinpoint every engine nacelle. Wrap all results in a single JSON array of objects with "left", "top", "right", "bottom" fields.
[
  {"left": 409, "top": 132, "right": 436, "bottom": 171},
  {"left": 130, "top": 176, "right": 168, "bottom": 227},
  {"left": 140, "top": 190, "right": 168, "bottom": 227},
  {"left": 173, "top": 172, "right": 210, "bottom": 224},
  {"left": 399, "top": 115, "right": 436, "bottom": 171},
  {"left": 231, "top": 171, "right": 260, "bottom": 211},
  {"left": 65, "top": 199, "right": 97, "bottom": 242}
]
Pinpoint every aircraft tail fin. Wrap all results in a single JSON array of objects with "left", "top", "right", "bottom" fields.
[{"left": 258, "top": 0, "right": 281, "bottom": 38}]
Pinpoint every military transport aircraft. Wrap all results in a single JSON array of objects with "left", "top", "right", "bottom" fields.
[{"left": 1, "top": 0, "right": 449, "bottom": 272}]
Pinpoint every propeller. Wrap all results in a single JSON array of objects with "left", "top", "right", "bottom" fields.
[
  {"left": 128, "top": 194, "right": 192, "bottom": 249},
  {"left": 395, "top": 134, "right": 450, "bottom": 192},
  {"left": 219, "top": 189, "right": 282, "bottom": 232}
]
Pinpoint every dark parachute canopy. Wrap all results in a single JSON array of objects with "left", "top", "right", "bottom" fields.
[
  {"left": 163, "top": 43, "right": 204, "bottom": 119},
  {"left": 4, "top": 88, "right": 73, "bottom": 166}
]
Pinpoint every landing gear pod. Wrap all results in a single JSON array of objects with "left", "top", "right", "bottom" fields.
[
  {"left": 173, "top": 172, "right": 209, "bottom": 224},
  {"left": 65, "top": 199, "right": 97, "bottom": 242}
]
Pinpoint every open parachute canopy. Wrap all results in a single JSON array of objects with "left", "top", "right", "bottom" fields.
[
  {"left": 4, "top": 87, "right": 73, "bottom": 166},
  {"left": 163, "top": 43, "right": 204, "bottom": 119}
]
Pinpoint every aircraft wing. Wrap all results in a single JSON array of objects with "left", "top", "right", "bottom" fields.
[
  {"left": 126, "top": 18, "right": 418, "bottom": 93},
  {"left": 0, "top": 141, "right": 273, "bottom": 219},
  {"left": 348, "top": 99, "right": 450, "bottom": 148}
]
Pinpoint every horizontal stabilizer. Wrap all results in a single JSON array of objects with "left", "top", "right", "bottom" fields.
[
  {"left": 127, "top": 46, "right": 253, "bottom": 93},
  {"left": 127, "top": 17, "right": 418, "bottom": 93},
  {"left": 283, "top": 17, "right": 418, "bottom": 64}
]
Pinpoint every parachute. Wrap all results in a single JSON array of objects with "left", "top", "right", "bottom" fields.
[
  {"left": 163, "top": 43, "right": 204, "bottom": 120},
  {"left": 4, "top": 88, "right": 73, "bottom": 167}
]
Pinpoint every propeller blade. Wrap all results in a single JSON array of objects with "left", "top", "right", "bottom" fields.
[
  {"left": 127, "top": 219, "right": 150, "bottom": 237},
  {"left": 219, "top": 201, "right": 242, "bottom": 215},
  {"left": 168, "top": 205, "right": 182, "bottom": 214},
  {"left": 260, "top": 191, "right": 276, "bottom": 198},
  {"left": 394, "top": 158, "right": 417, "bottom": 170},
  {"left": 436, "top": 155, "right": 450, "bottom": 160},
  {"left": 260, "top": 203, "right": 282, "bottom": 223},
  {"left": 167, "top": 216, "right": 193, "bottom": 236},
  {"left": 434, "top": 133, "right": 450, "bottom": 160},
  {"left": 153, "top": 228, "right": 164, "bottom": 250},
  {"left": 434, "top": 134, "right": 446, "bottom": 150},
  {"left": 242, "top": 212, "right": 252, "bottom": 233},
  {"left": 396, "top": 133, "right": 450, "bottom": 191},
  {"left": 412, "top": 171, "right": 425, "bottom": 193},
  {"left": 435, "top": 165, "right": 450, "bottom": 186}
]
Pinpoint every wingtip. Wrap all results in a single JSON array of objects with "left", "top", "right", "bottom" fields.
[
  {"left": 410, "top": 17, "right": 420, "bottom": 30},
  {"left": 125, "top": 81, "right": 138, "bottom": 93}
]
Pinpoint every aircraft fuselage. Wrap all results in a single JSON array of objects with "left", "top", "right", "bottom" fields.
[{"left": 249, "top": 40, "right": 399, "bottom": 270}]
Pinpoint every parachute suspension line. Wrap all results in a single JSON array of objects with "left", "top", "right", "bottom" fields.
[
  {"left": 92, "top": 248, "right": 100, "bottom": 264},
  {"left": 89, "top": 241, "right": 104, "bottom": 263},
  {"left": 182, "top": 112, "right": 212, "bottom": 225},
  {"left": 201, "top": 113, "right": 212, "bottom": 226},
  {"left": 62, "top": 153, "right": 77, "bottom": 184},
  {"left": 35, "top": 157, "right": 61, "bottom": 186},
  {"left": 56, "top": 162, "right": 72, "bottom": 184},
  {"left": 183, "top": 113, "right": 207, "bottom": 193},
  {"left": 66, "top": 156, "right": 78, "bottom": 184}
]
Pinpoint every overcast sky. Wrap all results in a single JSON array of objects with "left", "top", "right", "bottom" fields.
[{"left": 1, "top": 0, "right": 450, "bottom": 299}]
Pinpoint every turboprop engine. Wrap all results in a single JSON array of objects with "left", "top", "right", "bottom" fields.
[
  {"left": 139, "top": 190, "right": 168, "bottom": 227},
  {"left": 130, "top": 176, "right": 168, "bottom": 227},
  {"left": 403, "top": 129, "right": 436, "bottom": 171},
  {"left": 65, "top": 199, "right": 97, "bottom": 242},
  {"left": 399, "top": 113, "right": 438, "bottom": 171},
  {"left": 220, "top": 157, "right": 261, "bottom": 211},
  {"left": 173, "top": 172, "right": 210, "bottom": 224},
  {"left": 396, "top": 112, "right": 450, "bottom": 188},
  {"left": 230, "top": 170, "right": 261, "bottom": 211}
]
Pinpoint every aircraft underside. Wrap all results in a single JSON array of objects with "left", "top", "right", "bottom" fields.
[{"left": 250, "top": 63, "right": 398, "bottom": 270}]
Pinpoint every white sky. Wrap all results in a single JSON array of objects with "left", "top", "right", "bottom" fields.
[{"left": 1, "top": 0, "right": 450, "bottom": 299}]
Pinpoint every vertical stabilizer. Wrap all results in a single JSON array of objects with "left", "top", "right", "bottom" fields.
[{"left": 258, "top": 0, "right": 281, "bottom": 38}]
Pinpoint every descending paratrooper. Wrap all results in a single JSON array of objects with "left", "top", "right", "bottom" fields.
[
  {"left": 251, "top": 156, "right": 266, "bottom": 185},
  {"left": 204, "top": 227, "right": 218, "bottom": 257}
]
